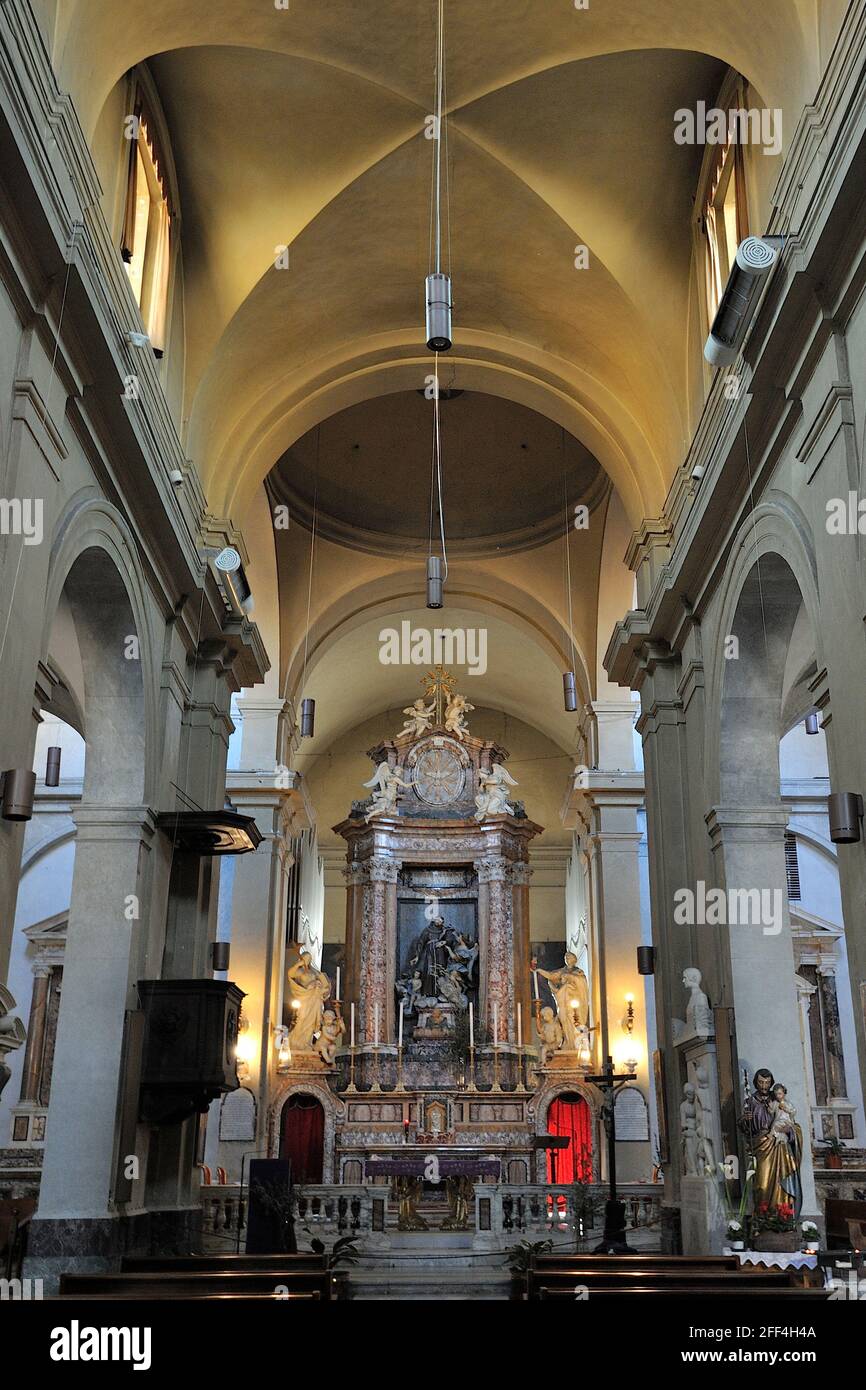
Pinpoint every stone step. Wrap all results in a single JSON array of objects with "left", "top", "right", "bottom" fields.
[{"left": 348, "top": 1267, "right": 512, "bottom": 1300}]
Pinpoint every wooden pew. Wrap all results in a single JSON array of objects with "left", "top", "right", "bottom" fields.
[
  {"left": 536, "top": 1285, "right": 830, "bottom": 1300},
  {"left": 59, "top": 1269, "right": 334, "bottom": 1300},
  {"left": 825, "top": 1197, "right": 866, "bottom": 1250},
  {"left": 121, "top": 1253, "right": 326, "bottom": 1273}
]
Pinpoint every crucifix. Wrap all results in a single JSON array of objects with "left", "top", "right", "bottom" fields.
[{"left": 421, "top": 665, "right": 456, "bottom": 727}]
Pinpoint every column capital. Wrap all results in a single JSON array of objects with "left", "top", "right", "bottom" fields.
[
  {"left": 473, "top": 856, "right": 511, "bottom": 883},
  {"left": 705, "top": 805, "right": 789, "bottom": 845},
  {"left": 369, "top": 856, "right": 399, "bottom": 884},
  {"left": 71, "top": 805, "right": 158, "bottom": 844}
]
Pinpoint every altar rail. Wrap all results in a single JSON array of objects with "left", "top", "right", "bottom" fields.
[
  {"left": 475, "top": 1183, "right": 662, "bottom": 1248},
  {"left": 199, "top": 1182, "right": 661, "bottom": 1252}
]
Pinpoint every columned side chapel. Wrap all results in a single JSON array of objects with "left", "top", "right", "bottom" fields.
[{"left": 0, "top": 0, "right": 865, "bottom": 1320}]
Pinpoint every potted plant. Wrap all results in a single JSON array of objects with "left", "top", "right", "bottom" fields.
[
  {"left": 801, "top": 1220, "right": 820, "bottom": 1253},
  {"left": 821, "top": 1137, "right": 845, "bottom": 1170},
  {"left": 717, "top": 1162, "right": 755, "bottom": 1251},
  {"left": 753, "top": 1201, "right": 798, "bottom": 1251},
  {"left": 506, "top": 1238, "right": 553, "bottom": 1300},
  {"left": 726, "top": 1220, "right": 745, "bottom": 1251}
]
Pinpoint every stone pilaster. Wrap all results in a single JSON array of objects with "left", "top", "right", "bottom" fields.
[{"left": 475, "top": 857, "right": 514, "bottom": 1042}]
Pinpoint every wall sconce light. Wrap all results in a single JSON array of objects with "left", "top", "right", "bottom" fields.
[
  {"left": 636, "top": 946, "right": 655, "bottom": 976},
  {"left": 828, "top": 792, "right": 863, "bottom": 844},
  {"left": 274, "top": 1024, "right": 291, "bottom": 1068},
  {"left": 234, "top": 1015, "right": 254, "bottom": 1081},
  {"left": 0, "top": 769, "right": 36, "bottom": 821},
  {"left": 45, "top": 747, "right": 62, "bottom": 786},
  {"left": 624, "top": 993, "right": 635, "bottom": 1035}
]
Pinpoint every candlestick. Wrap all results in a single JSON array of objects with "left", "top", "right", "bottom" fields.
[
  {"left": 468, "top": 1001, "right": 474, "bottom": 1049},
  {"left": 398, "top": 1000, "right": 404, "bottom": 1048},
  {"left": 517, "top": 1001, "right": 522, "bottom": 1048},
  {"left": 335, "top": 966, "right": 341, "bottom": 1000},
  {"left": 374, "top": 1002, "right": 380, "bottom": 1046},
  {"left": 493, "top": 1001, "right": 499, "bottom": 1045},
  {"left": 533, "top": 968, "right": 540, "bottom": 1001},
  {"left": 350, "top": 1001, "right": 355, "bottom": 1049}
]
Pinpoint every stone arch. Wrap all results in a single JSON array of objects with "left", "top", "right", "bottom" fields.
[
  {"left": 42, "top": 492, "right": 158, "bottom": 805},
  {"left": 267, "top": 1077, "right": 342, "bottom": 1182},
  {"left": 703, "top": 496, "right": 822, "bottom": 809}
]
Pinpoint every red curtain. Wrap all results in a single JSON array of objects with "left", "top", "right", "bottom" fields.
[
  {"left": 547, "top": 1095, "right": 592, "bottom": 1182},
  {"left": 279, "top": 1096, "right": 324, "bottom": 1182}
]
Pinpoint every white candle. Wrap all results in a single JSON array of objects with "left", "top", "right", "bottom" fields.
[
  {"left": 493, "top": 1001, "right": 499, "bottom": 1045},
  {"left": 517, "top": 1002, "right": 522, "bottom": 1048},
  {"left": 350, "top": 1001, "right": 355, "bottom": 1048},
  {"left": 374, "top": 1003, "right": 380, "bottom": 1045},
  {"left": 335, "top": 966, "right": 341, "bottom": 1000},
  {"left": 533, "top": 969, "right": 540, "bottom": 1001},
  {"left": 398, "top": 1000, "right": 404, "bottom": 1048},
  {"left": 469, "top": 1002, "right": 474, "bottom": 1049}
]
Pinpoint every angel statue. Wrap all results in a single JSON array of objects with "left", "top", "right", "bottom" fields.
[
  {"left": 363, "top": 761, "right": 411, "bottom": 821},
  {"left": 400, "top": 698, "right": 435, "bottom": 739},
  {"left": 312, "top": 1009, "right": 345, "bottom": 1067},
  {"left": 444, "top": 692, "right": 474, "bottom": 740},
  {"left": 474, "top": 763, "right": 519, "bottom": 820}
]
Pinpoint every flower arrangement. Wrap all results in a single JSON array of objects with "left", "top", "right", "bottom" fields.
[
  {"left": 717, "top": 1162, "right": 755, "bottom": 1247},
  {"left": 801, "top": 1219, "right": 820, "bottom": 1251},
  {"left": 754, "top": 1200, "right": 796, "bottom": 1233}
]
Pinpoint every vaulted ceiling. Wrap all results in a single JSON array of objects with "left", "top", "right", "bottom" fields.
[{"left": 50, "top": 0, "right": 819, "bottom": 527}]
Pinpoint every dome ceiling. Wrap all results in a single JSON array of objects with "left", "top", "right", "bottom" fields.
[{"left": 266, "top": 391, "right": 607, "bottom": 554}]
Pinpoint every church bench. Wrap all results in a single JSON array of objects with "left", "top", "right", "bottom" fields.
[
  {"left": 54, "top": 1291, "right": 322, "bottom": 1301},
  {"left": 121, "top": 1253, "right": 326, "bottom": 1273},
  {"left": 535, "top": 1285, "right": 830, "bottom": 1300},
  {"left": 533, "top": 1253, "right": 740, "bottom": 1268},
  {"left": 528, "top": 1270, "right": 796, "bottom": 1292},
  {"left": 825, "top": 1197, "right": 866, "bottom": 1249},
  {"left": 59, "top": 1269, "right": 334, "bottom": 1299}
]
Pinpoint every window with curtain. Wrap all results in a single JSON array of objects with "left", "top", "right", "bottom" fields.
[
  {"left": 121, "top": 86, "right": 172, "bottom": 354},
  {"left": 700, "top": 80, "right": 750, "bottom": 323}
]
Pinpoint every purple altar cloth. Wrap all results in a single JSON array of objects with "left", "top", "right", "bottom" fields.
[{"left": 365, "top": 1157, "right": 500, "bottom": 1178}]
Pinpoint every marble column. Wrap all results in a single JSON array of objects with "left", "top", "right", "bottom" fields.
[
  {"left": 475, "top": 857, "right": 514, "bottom": 1042},
  {"left": 18, "top": 965, "right": 51, "bottom": 1103},
  {"left": 361, "top": 858, "right": 398, "bottom": 1041}
]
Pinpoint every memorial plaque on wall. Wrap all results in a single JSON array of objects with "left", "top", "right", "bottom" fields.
[
  {"left": 615, "top": 1085, "right": 649, "bottom": 1140},
  {"left": 219, "top": 1086, "right": 257, "bottom": 1141}
]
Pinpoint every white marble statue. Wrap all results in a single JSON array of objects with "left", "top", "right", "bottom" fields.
[
  {"left": 400, "top": 698, "right": 435, "bottom": 739},
  {"left": 532, "top": 952, "right": 590, "bottom": 1051},
  {"left": 444, "top": 692, "right": 474, "bottom": 740},
  {"left": 0, "top": 984, "right": 26, "bottom": 1100},
  {"left": 286, "top": 950, "right": 332, "bottom": 1050},
  {"left": 536, "top": 1005, "right": 564, "bottom": 1064},
  {"left": 474, "top": 763, "right": 519, "bottom": 820},
  {"left": 363, "top": 760, "right": 411, "bottom": 820},
  {"left": 682, "top": 967, "right": 713, "bottom": 1037},
  {"left": 694, "top": 1061, "right": 717, "bottom": 1172},
  {"left": 681, "top": 1082, "right": 701, "bottom": 1176},
  {"left": 313, "top": 1009, "right": 345, "bottom": 1066}
]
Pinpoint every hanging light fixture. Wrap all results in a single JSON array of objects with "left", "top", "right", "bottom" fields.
[
  {"left": 425, "top": 0, "right": 451, "bottom": 352},
  {"left": 561, "top": 431, "right": 579, "bottom": 712},
  {"left": 295, "top": 428, "right": 319, "bottom": 739},
  {"left": 804, "top": 711, "right": 819, "bottom": 735},
  {"left": 424, "top": 0, "right": 450, "bottom": 607}
]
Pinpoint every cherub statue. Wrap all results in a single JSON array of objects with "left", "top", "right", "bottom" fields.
[
  {"left": 313, "top": 1009, "right": 345, "bottom": 1066},
  {"left": 474, "top": 763, "right": 519, "bottom": 820},
  {"left": 444, "top": 692, "right": 474, "bottom": 741},
  {"left": 400, "top": 698, "right": 435, "bottom": 739},
  {"left": 363, "top": 760, "right": 411, "bottom": 820},
  {"left": 536, "top": 1004, "right": 564, "bottom": 1064}
]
